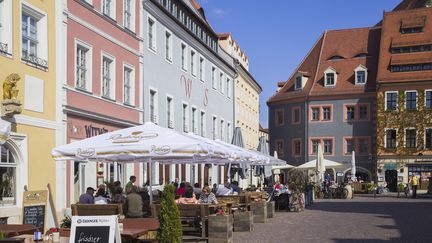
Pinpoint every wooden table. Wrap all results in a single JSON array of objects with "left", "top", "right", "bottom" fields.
[
  {"left": 120, "top": 218, "right": 159, "bottom": 241},
  {"left": 13, "top": 234, "right": 69, "bottom": 243},
  {"left": 0, "top": 224, "right": 36, "bottom": 237}
]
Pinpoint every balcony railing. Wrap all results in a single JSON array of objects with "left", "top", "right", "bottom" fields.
[
  {"left": 0, "top": 42, "right": 8, "bottom": 54},
  {"left": 21, "top": 50, "right": 48, "bottom": 69}
]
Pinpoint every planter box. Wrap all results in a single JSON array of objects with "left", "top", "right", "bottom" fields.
[
  {"left": 266, "top": 201, "right": 275, "bottom": 218},
  {"left": 208, "top": 214, "right": 233, "bottom": 243},
  {"left": 233, "top": 211, "right": 253, "bottom": 232},
  {"left": 250, "top": 202, "right": 267, "bottom": 223}
]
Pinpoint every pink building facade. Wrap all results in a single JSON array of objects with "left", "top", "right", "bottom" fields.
[{"left": 64, "top": 0, "right": 142, "bottom": 206}]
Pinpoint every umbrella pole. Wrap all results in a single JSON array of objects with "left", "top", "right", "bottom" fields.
[{"left": 149, "top": 158, "right": 153, "bottom": 205}]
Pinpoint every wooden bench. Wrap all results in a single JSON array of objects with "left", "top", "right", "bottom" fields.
[{"left": 71, "top": 204, "right": 123, "bottom": 216}]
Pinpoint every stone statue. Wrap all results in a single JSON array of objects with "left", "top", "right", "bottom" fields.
[{"left": 3, "top": 73, "right": 20, "bottom": 100}]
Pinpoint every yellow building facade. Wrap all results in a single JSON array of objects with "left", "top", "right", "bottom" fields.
[{"left": 0, "top": 0, "right": 62, "bottom": 223}]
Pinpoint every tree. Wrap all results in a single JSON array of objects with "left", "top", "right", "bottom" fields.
[{"left": 157, "top": 184, "right": 182, "bottom": 243}]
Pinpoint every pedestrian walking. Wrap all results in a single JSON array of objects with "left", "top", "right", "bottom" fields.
[{"left": 410, "top": 174, "right": 419, "bottom": 199}]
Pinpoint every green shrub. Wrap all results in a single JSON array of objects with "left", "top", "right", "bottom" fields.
[
  {"left": 398, "top": 183, "right": 405, "bottom": 192},
  {"left": 287, "top": 169, "right": 306, "bottom": 192},
  {"left": 157, "top": 184, "right": 182, "bottom": 243},
  {"left": 0, "top": 230, "right": 4, "bottom": 240}
]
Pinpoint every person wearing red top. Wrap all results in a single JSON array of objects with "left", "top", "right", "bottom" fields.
[
  {"left": 176, "top": 182, "right": 186, "bottom": 196},
  {"left": 274, "top": 182, "right": 282, "bottom": 190}
]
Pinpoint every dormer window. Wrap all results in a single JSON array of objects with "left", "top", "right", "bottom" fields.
[
  {"left": 328, "top": 55, "right": 344, "bottom": 60},
  {"left": 294, "top": 72, "right": 308, "bottom": 90},
  {"left": 295, "top": 76, "right": 302, "bottom": 90},
  {"left": 324, "top": 67, "right": 337, "bottom": 87},
  {"left": 354, "top": 65, "right": 368, "bottom": 85}
]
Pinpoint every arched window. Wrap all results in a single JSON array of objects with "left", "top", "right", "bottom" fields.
[{"left": 0, "top": 144, "right": 17, "bottom": 206}]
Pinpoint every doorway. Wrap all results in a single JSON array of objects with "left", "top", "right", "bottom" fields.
[{"left": 385, "top": 170, "right": 398, "bottom": 192}]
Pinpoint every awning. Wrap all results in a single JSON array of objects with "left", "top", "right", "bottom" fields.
[{"left": 0, "top": 119, "right": 11, "bottom": 145}]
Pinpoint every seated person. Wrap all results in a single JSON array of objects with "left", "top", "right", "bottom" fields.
[
  {"left": 176, "top": 182, "right": 186, "bottom": 197},
  {"left": 199, "top": 186, "right": 218, "bottom": 204},
  {"left": 193, "top": 183, "right": 202, "bottom": 199},
  {"left": 126, "top": 186, "right": 143, "bottom": 218},
  {"left": 78, "top": 187, "right": 95, "bottom": 204},
  {"left": 216, "top": 182, "right": 233, "bottom": 196},
  {"left": 94, "top": 188, "right": 108, "bottom": 204},
  {"left": 176, "top": 186, "right": 198, "bottom": 204}
]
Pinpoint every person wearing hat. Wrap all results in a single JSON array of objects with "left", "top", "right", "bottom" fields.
[{"left": 79, "top": 187, "right": 95, "bottom": 204}]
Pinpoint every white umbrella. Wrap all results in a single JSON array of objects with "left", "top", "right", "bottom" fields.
[
  {"left": 52, "top": 122, "right": 229, "bottom": 202},
  {"left": 297, "top": 159, "right": 342, "bottom": 169},
  {"left": 317, "top": 144, "right": 325, "bottom": 183},
  {"left": 351, "top": 151, "right": 357, "bottom": 182}
]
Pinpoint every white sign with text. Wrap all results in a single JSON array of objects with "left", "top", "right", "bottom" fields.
[{"left": 70, "top": 215, "right": 121, "bottom": 243}]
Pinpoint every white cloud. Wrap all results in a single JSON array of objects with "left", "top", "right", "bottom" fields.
[{"left": 213, "top": 8, "right": 228, "bottom": 16}]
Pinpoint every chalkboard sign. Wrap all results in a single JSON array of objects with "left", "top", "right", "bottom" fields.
[
  {"left": 23, "top": 205, "right": 46, "bottom": 229},
  {"left": 73, "top": 226, "right": 110, "bottom": 243}
]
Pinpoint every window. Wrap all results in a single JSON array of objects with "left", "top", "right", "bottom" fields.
[
  {"left": 292, "top": 107, "right": 300, "bottom": 124},
  {"left": 405, "top": 129, "right": 416, "bottom": 148},
  {"left": 167, "top": 96, "right": 173, "bottom": 128},
  {"left": 324, "top": 67, "right": 337, "bottom": 86},
  {"left": 0, "top": 144, "right": 17, "bottom": 206},
  {"left": 359, "top": 138, "right": 369, "bottom": 154},
  {"left": 227, "top": 122, "right": 231, "bottom": 142},
  {"left": 311, "top": 140, "right": 320, "bottom": 154},
  {"left": 386, "top": 92, "right": 398, "bottom": 111},
  {"left": 102, "top": 55, "right": 115, "bottom": 99},
  {"left": 190, "top": 49, "right": 196, "bottom": 76},
  {"left": 149, "top": 90, "right": 158, "bottom": 123},
  {"left": 199, "top": 57, "right": 205, "bottom": 82},
  {"left": 211, "top": 67, "right": 216, "bottom": 89},
  {"left": 275, "top": 109, "right": 284, "bottom": 126},
  {"left": 425, "top": 90, "right": 432, "bottom": 109},
  {"left": 183, "top": 103, "right": 189, "bottom": 132},
  {"left": 346, "top": 139, "right": 355, "bottom": 154},
  {"left": 323, "top": 139, "right": 333, "bottom": 154},
  {"left": 295, "top": 76, "right": 302, "bottom": 90},
  {"left": 391, "top": 44, "right": 432, "bottom": 54},
  {"left": 406, "top": 91, "right": 417, "bottom": 110},
  {"left": 212, "top": 116, "right": 217, "bottom": 139},
  {"left": 311, "top": 108, "right": 320, "bottom": 121},
  {"left": 275, "top": 140, "right": 284, "bottom": 157},
  {"left": 220, "top": 120, "right": 224, "bottom": 141},
  {"left": 21, "top": 5, "right": 48, "bottom": 69},
  {"left": 181, "top": 43, "right": 187, "bottom": 71},
  {"left": 165, "top": 31, "right": 172, "bottom": 61},
  {"left": 148, "top": 17, "right": 156, "bottom": 51},
  {"left": 75, "top": 42, "right": 91, "bottom": 91},
  {"left": 219, "top": 72, "right": 224, "bottom": 93},
  {"left": 426, "top": 128, "right": 432, "bottom": 149},
  {"left": 359, "top": 105, "right": 368, "bottom": 120},
  {"left": 323, "top": 107, "right": 331, "bottom": 121},
  {"left": 293, "top": 139, "right": 301, "bottom": 156},
  {"left": 200, "top": 111, "right": 206, "bottom": 137},
  {"left": 124, "top": 0, "right": 135, "bottom": 31},
  {"left": 102, "top": 0, "right": 115, "bottom": 19},
  {"left": 325, "top": 73, "right": 335, "bottom": 86},
  {"left": 226, "top": 78, "right": 231, "bottom": 98},
  {"left": 0, "top": 0, "right": 12, "bottom": 54},
  {"left": 123, "top": 66, "right": 134, "bottom": 105},
  {"left": 356, "top": 70, "right": 366, "bottom": 84},
  {"left": 346, "top": 106, "right": 355, "bottom": 120},
  {"left": 386, "top": 129, "right": 397, "bottom": 149},
  {"left": 400, "top": 27, "right": 423, "bottom": 34},
  {"left": 390, "top": 63, "right": 432, "bottom": 72},
  {"left": 192, "top": 107, "right": 197, "bottom": 133}
]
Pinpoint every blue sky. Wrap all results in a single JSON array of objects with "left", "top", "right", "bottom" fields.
[{"left": 197, "top": 0, "right": 401, "bottom": 128}]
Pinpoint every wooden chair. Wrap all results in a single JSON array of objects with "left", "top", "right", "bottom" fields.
[{"left": 71, "top": 204, "right": 123, "bottom": 216}]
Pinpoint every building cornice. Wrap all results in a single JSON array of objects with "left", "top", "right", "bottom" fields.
[{"left": 236, "top": 62, "right": 262, "bottom": 93}]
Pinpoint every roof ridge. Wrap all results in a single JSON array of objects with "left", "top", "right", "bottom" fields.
[{"left": 308, "top": 31, "right": 327, "bottom": 97}]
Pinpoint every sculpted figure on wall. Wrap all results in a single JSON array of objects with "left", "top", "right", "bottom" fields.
[{"left": 2, "top": 73, "right": 22, "bottom": 117}]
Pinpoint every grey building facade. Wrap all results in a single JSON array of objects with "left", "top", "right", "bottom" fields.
[{"left": 141, "top": 0, "right": 236, "bottom": 186}]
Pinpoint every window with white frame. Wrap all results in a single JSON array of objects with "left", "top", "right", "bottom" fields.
[
  {"left": 212, "top": 116, "right": 217, "bottom": 140},
  {"left": 406, "top": 91, "right": 417, "bottom": 111},
  {"left": 425, "top": 90, "right": 432, "bottom": 109},
  {"left": 0, "top": 0, "right": 12, "bottom": 54},
  {"left": 123, "top": 66, "right": 134, "bottom": 105},
  {"left": 75, "top": 41, "right": 92, "bottom": 91},
  {"left": 355, "top": 65, "right": 367, "bottom": 85},
  {"left": 295, "top": 76, "right": 302, "bottom": 90},
  {"left": 199, "top": 56, "right": 205, "bottom": 82},
  {"left": 324, "top": 67, "right": 337, "bottom": 87},
  {"left": 21, "top": 3, "right": 48, "bottom": 68},
  {"left": 227, "top": 122, "right": 231, "bottom": 142},
  {"left": 0, "top": 144, "right": 17, "bottom": 206},
  {"left": 219, "top": 72, "right": 224, "bottom": 93},
  {"left": 190, "top": 49, "right": 196, "bottom": 76},
  {"left": 182, "top": 103, "right": 189, "bottom": 132},
  {"left": 149, "top": 89, "right": 158, "bottom": 124},
  {"left": 166, "top": 96, "right": 174, "bottom": 128},
  {"left": 385, "top": 129, "right": 397, "bottom": 149},
  {"left": 165, "top": 30, "right": 172, "bottom": 62},
  {"left": 102, "top": 0, "right": 116, "bottom": 19},
  {"left": 181, "top": 43, "right": 187, "bottom": 71},
  {"left": 212, "top": 67, "right": 216, "bottom": 89},
  {"left": 227, "top": 78, "right": 231, "bottom": 98},
  {"left": 323, "top": 139, "right": 333, "bottom": 154},
  {"left": 102, "top": 55, "right": 115, "bottom": 99},
  {"left": 405, "top": 129, "right": 416, "bottom": 148},
  {"left": 426, "top": 128, "right": 432, "bottom": 149},
  {"left": 200, "top": 111, "right": 206, "bottom": 137},
  {"left": 123, "top": 0, "right": 135, "bottom": 31},
  {"left": 148, "top": 17, "right": 156, "bottom": 51},
  {"left": 220, "top": 120, "right": 225, "bottom": 141},
  {"left": 386, "top": 92, "right": 398, "bottom": 111},
  {"left": 192, "top": 107, "right": 197, "bottom": 134}
]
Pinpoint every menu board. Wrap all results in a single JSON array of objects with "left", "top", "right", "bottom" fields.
[
  {"left": 70, "top": 216, "right": 121, "bottom": 243},
  {"left": 23, "top": 204, "right": 46, "bottom": 229},
  {"left": 73, "top": 226, "right": 110, "bottom": 243}
]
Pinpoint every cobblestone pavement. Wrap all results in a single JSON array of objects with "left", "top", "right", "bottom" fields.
[{"left": 233, "top": 195, "right": 432, "bottom": 243}]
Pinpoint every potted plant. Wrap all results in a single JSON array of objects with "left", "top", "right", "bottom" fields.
[
  {"left": 157, "top": 184, "right": 182, "bottom": 243},
  {"left": 59, "top": 214, "right": 71, "bottom": 237}
]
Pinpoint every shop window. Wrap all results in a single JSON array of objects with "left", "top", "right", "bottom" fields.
[{"left": 0, "top": 145, "right": 16, "bottom": 206}]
